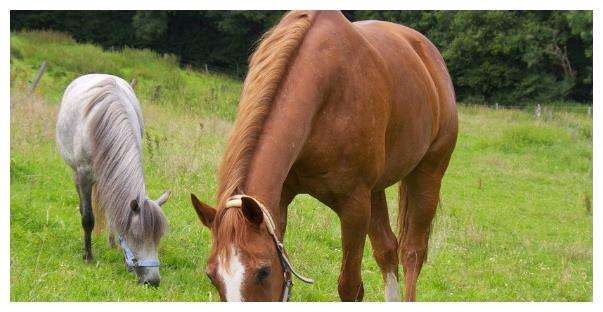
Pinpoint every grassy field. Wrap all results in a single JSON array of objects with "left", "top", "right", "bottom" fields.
[{"left": 10, "top": 31, "right": 593, "bottom": 302}]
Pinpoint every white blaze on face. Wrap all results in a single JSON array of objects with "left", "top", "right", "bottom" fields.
[
  {"left": 384, "top": 271, "right": 401, "bottom": 301},
  {"left": 217, "top": 245, "right": 246, "bottom": 302}
]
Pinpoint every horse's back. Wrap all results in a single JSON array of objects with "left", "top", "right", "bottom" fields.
[{"left": 56, "top": 74, "right": 143, "bottom": 170}]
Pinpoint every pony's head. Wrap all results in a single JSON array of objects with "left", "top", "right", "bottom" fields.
[
  {"left": 190, "top": 193, "right": 311, "bottom": 301},
  {"left": 121, "top": 190, "right": 170, "bottom": 287}
]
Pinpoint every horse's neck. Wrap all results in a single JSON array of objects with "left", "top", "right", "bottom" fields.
[
  {"left": 243, "top": 76, "right": 326, "bottom": 236},
  {"left": 105, "top": 165, "right": 146, "bottom": 234}
]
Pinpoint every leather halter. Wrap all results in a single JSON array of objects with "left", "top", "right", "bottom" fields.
[{"left": 225, "top": 195, "right": 314, "bottom": 301}]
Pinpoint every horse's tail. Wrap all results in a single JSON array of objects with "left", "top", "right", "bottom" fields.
[
  {"left": 91, "top": 184, "right": 106, "bottom": 234},
  {"left": 396, "top": 181, "right": 409, "bottom": 260}
]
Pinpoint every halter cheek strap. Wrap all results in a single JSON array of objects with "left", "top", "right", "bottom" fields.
[{"left": 226, "top": 195, "right": 314, "bottom": 301}]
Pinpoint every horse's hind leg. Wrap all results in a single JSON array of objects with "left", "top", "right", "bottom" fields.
[
  {"left": 368, "top": 190, "right": 400, "bottom": 301},
  {"left": 75, "top": 170, "right": 95, "bottom": 263},
  {"left": 400, "top": 141, "right": 454, "bottom": 301}
]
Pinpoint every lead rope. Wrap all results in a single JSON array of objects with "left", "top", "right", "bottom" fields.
[{"left": 226, "top": 195, "right": 314, "bottom": 301}]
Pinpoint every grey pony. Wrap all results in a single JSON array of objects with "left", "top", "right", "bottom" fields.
[{"left": 56, "top": 74, "right": 169, "bottom": 286}]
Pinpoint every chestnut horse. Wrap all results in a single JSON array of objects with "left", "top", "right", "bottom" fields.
[{"left": 190, "top": 10, "right": 457, "bottom": 301}]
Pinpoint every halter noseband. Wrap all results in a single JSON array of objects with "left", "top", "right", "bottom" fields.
[
  {"left": 226, "top": 195, "right": 314, "bottom": 302},
  {"left": 118, "top": 201, "right": 160, "bottom": 269},
  {"left": 118, "top": 234, "right": 160, "bottom": 269}
]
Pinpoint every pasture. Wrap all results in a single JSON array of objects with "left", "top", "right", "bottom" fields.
[{"left": 10, "top": 31, "right": 592, "bottom": 301}]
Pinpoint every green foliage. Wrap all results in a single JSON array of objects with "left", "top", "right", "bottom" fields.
[
  {"left": 10, "top": 32, "right": 592, "bottom": 301},
  {"left": 132, "top": 11, "right": 168, "bottom": 42},
  {"left": 128, "top": 11, "right": 284, "bottom": 76},
  {"left": 10, "top": 11, "right": 593, "bottom": 104},
  {"left": 353, "top": 11, "right": 592, "bottom": 104}
]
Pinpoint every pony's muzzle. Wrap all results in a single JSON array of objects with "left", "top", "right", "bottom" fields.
[
  {"left": 137, "top": 267, "right": 160, "bottom": 287},
  {"left": 142, "top": 276, "right": 160, "bottom": 287}
]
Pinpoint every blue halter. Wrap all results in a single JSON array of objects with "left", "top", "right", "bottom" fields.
[{"left": 118, "top": 235, "right": 160, "bottom": 268}]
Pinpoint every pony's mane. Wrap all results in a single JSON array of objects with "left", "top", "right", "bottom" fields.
[
  {"left": 84, "top": 78, "right": 166, "bottom": 239},
  {"left": 216, "top": 11, "right": 315, "bottom": 207}
]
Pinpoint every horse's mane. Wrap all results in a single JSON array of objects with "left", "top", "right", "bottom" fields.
[
  {"left": 216, "top": 11, "right": 316, "bottom": 209},
  {"left": 84, "top": 78, "right": 166, "bottom": 240},
  {"left": 212, "top": 208, "right": 253, "bottom": 259}
]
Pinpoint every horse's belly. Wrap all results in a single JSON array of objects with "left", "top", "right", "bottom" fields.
[{"left": 290, "top": 101, "right": 431, "bottom": 200}]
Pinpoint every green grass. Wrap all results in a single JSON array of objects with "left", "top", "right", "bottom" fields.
[
  {"left": 10, "top": 31, "right": 593, "bottom": 301},
  {"left": 10, "top": 30, "right": 241, "bottom": 121}
]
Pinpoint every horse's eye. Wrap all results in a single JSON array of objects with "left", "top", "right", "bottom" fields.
[{"left": 256, "top": 266, "right": 271, "bottom": 283}]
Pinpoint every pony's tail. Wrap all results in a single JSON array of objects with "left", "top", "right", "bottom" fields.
[
  {"left": 396, "top": 181, "right": 409, "bottom": 261},
  {"left": 91, "top": 184, "right": 106, "bottom": 234}
]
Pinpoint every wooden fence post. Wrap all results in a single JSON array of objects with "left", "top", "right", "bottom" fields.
[
  {"left": 29, "top": 60, "right": 47, "bottom": 95},
  {"left": 152, "top": 85, "right": 162, "bottom": 101}
]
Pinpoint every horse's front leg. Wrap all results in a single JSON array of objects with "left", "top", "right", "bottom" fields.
[
  {"left": 334, "top": 189, "right": 371, "bottom": 302},
  {"left": 75, "top": 169, "right": 95, "bottom": 263}
]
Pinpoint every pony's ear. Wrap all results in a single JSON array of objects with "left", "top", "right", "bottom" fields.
[
  {"left": 156, "top": 190, "right": 171, "bottom": 206},
  {"left": 240, "top": 196, "right": 264, "bottom": 226},
  {"left": 130, "top": 199, "right": 139, "bottom": 213},
  {"left": 190, "top": 193, "right": 216, "bottom": 228}
]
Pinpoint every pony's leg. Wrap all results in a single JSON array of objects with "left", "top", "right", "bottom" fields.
[
  {"left": 368, "top": 190, "right": 400, "bottom": 301},
  {"left": 75, "top": 170, "right": 95, "bottom": 263},
  {"left": 400, "top": 167, "right": 444, "bottom": 301},
  {"left": 108, "top": 233, "right": 117, "bottom": 248},
  {"left": 335, "top": 189, "right": 371, "bottom": 301}
]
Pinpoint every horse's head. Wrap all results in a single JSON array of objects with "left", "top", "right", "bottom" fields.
[
  {"left": 121, "top": 190, "right": 170, "bottom": 287},
  {"left": 190, "top": 193, "right": 312, "bottom": 301}
]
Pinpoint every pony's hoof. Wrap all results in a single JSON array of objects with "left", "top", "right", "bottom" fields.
[
  {"left": 108, "top": 235, "right": 117, "bottom": 248},
  {"left": 83, "top": 254, "right": 94, "bottom": 263}
]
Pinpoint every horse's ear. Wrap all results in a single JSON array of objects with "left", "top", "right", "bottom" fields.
[
  {"left": 240, "top": 196, "right": 264, "bottom": 226},
  {"left": 190, "top": 193, "right": 216, "bottom": 228},
  {"left": 130, "top": 199, "right": 139, "bottom": 213},
  {"left": 156, "top": 190, "right": 171, "bottom": 206}
]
